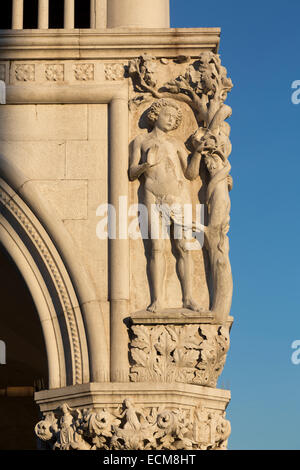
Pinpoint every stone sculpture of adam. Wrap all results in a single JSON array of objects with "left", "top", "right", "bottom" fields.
[{"left": 129, "top": 98, "right": 202, "bottom": 313}]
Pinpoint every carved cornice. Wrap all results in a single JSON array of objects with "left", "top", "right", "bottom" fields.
[{"left": 0, "top": 28, "right": 220, "bottom": 60}]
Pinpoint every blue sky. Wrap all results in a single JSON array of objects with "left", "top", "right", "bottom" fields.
[{"left": 171, "top": 0, "right": 300, "bottom": 450}]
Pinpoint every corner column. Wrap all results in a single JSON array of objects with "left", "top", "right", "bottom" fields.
[{"left": 109, "top": 98, "right": 130, "bottom": 382}]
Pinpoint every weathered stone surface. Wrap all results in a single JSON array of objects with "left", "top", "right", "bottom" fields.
[
  {"left": 87, "top": 104, "right": 108, "bottom": 141},
  {"left": 29, "top": 180, "right": 88, "bottom": 221},
  {"left": 66, "top": 141, "right": 107, "bottom": 179},
  {"left": 107, "top": 0, "right": 170, "bottom": 29},
  {"left": 64, "top": 219, "right": 108, "bottom": 301},
  {"left": 0, "top": 141, "right": 66, "bottom": 179},
  {"left": 0, "top": 105, "right": 88, "bottom": 141}
]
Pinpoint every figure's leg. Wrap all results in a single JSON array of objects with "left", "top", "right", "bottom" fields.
[
  {"left": 174, "top": 237, "right": 203, "bottom": 312},
  {"left": 145, "top": 193, "right": 166, "bottom": 313},
  {"left": 147, "top": 238, "right": 166, "bottom": 312}
]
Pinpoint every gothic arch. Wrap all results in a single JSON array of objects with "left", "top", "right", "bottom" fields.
[{"left": 0, "top": 156, "right": 109, "bottom": 389}]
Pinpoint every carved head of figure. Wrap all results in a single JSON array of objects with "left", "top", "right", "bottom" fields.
[
  {"left": 35, "top": 412, "right": 57, "bottom": 442},
  {"left": 147, "top": 98, "right": 182, "bottom": 132},
  {"left": 204, "top": 153, "right": 225, "bottom": 177},
  {"left": 35, "top": 420, "right": 54, "bottom": 441},
  {"left": 60, "top": 403, "right": 72, "bottom": 416},
  {"left": 124, "top": 398, "right": 134, "bottom": 409}
]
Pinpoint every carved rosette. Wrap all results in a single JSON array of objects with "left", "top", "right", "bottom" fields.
[
  {"left": 35, "top": 400, "right": 230, "bottom": 450},
  {"left": 74, "top": 64, "right": 94, "bottom": 81},
  {"left": 129, "top": 324, "right": 229, "bottom": 387},
  {"left": 104, "top": 63, "right": 125, "bottom": 81},
  {"left": 15, "top": 64, "right": 35, "bottom": 82},
  {"left": 45, "top": 64, "right": 64, "bottom": 82}
]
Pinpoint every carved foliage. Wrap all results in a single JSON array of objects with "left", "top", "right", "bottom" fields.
[
  {"left": 195, "top": 326, "right": 230, "bottom": 387},
  {"left": 165, "top": 52, "right": 233, "bottom": 126},
  {"left": 15, "top": 64, "right": 35, "bottom": 82},
  {"left": 128, "top": 52, "right": 233, "bottom": 127},
  {"left": 74, "top": 64, "right": 94, "bottom": 81},
  {"left": 129, "top": 54, "right": 158, "bottom": 93},
  {"left": 35, "top": 400, "right": 231, "bottom": 450},
  {"left": 45, "top": 64, "right": 64, "bottom": 82},
  {"left": 129, "top": 325, "right": 229, "bottom": 387},
  {"left": 105, "top": 63, "right": 125, "bottom": 81},
  {"left": 128, "top": 52, "right": 233, "bottom": 170}
]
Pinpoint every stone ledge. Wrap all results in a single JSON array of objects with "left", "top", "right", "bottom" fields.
[
  {"left": 4, "top": 82, "right": 128, "bottom": 104},
  {"left": 0, "top": 28, "right": 220, "bottom": 60},
  {"left": 130, "top": 309, "right": 234, "bottom": 328},
  {"left": 131, "top": 308, "right": 213, "bottom": 324},
  {"left": 35, "top": 382, "right": 230, "bottom": 413}
]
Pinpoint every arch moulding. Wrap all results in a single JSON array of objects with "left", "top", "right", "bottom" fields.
[{"left": 0, "top": 157, "right": 109, "bottom": 388}]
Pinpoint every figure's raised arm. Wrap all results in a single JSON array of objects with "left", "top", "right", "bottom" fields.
[
  {"left": 176, "top": 138, "right": 201, "bottom": 181},
  {"left": 185, "top": 148, "right": 202, "bottom": 181}
]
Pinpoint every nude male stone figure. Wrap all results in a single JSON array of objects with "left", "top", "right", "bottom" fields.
[{"left": 129, "top": 98, "right": 202, "bottom": 313}]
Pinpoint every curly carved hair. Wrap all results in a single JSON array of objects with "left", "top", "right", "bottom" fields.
[{"left": 147, "top": 98, "right": 183, "bottom": 130}]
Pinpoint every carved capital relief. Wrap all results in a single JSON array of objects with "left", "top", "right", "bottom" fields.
[
  {"left": 35, "top": 400, "right": 230, "bottom": 450},
  {"left": 129, "top": 324, "right": 230, "bottom": 387}
]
